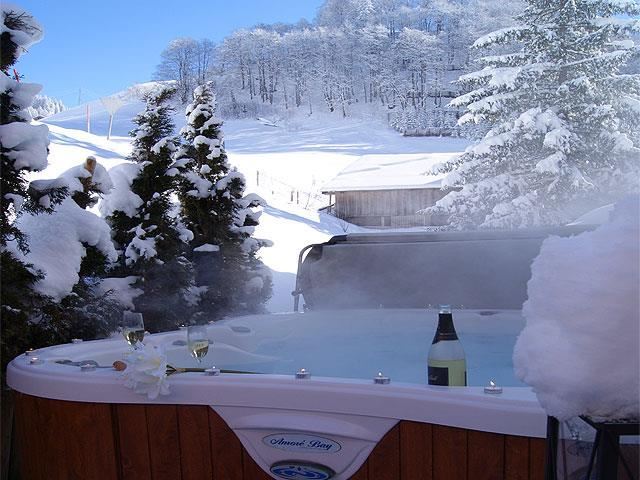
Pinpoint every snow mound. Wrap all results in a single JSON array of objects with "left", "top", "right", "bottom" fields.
[
  {"left": 514, "top": 195, "right": 639, "bottom": 420},
  {"left": 11, "top": 197, "right": 118, "bottom": 301}
]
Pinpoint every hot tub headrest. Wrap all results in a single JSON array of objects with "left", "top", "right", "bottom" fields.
[{"left": 295, "top": 226, "right": 591, "bottom": 311}]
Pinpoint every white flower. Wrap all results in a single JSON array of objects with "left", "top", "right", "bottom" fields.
[{"left": 122, "top": 344, "right": 170, "bottom": 400}]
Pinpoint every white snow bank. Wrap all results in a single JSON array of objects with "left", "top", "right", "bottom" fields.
[
  {"left": 514, "top": 195, "right": 639, "bottom": 420},
  {"left": 11, "top": 197, "right": 118, "bottom": 301}
]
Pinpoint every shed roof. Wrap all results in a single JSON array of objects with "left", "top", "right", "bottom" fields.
[{"left": 321, "top": 151, "right": 464, "bottom": 193}]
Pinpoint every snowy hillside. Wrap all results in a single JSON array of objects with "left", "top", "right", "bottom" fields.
[{"left": 36, "top": 89, "right": 467, "bottom": 312}]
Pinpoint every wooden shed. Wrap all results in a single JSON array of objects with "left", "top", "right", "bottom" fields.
[{"left": 322, "top": 151, "right": 463, "bottom": 228}]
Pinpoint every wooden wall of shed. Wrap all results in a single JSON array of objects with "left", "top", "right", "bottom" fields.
[{"left": 333, "top": 189, "right": 448, "bottom": 228}]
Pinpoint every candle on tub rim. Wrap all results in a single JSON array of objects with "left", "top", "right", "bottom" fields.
[
  {"left": 29, "top": 356, "right": 42, "bottom": 365},
  {"left": 374, "top": 372, "right": 390, "bottom": 384},
  {"left": 484, "top": 379, "right": 503, "bottom": 394},
  {"left": 295, "top": 368, "right": 311, "bottom": 379},
  {"left": 205, "top": 367, "right": 220, "bottom": 376}
]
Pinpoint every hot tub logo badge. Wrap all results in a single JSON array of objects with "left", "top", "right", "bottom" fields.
[
  {"left": 270, "top": 460, "right": 335, "bottom": 479},
  {"left": 263, "top": 433, "right": 342, "bottom": 453}
]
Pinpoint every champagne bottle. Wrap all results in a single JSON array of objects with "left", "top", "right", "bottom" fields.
[{"left": 428, "top": 305, "right": 467, "bottom": 386}]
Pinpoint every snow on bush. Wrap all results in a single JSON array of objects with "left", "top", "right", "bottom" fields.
[
  {"left": 57, "top": 159, "right": 113, "bottom": 194},
  {"left": 0, "top": 121, "right": 49, "bottom": 170},
  {"left": 11, "top": 197, "right": 118, "bottom": 301},
  {"left": 1, "top": 3, "right": 43, "bottom": 52},
  {"left": 513, "top": 195, "right": 639, "bottom": 420},
  {"left": 99, "top": 162, "right": 143, "bottom": 218}
]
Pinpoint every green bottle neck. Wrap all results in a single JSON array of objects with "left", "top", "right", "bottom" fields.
[{"left": 432, "top": 313, "right": 459, "bottom": 343}]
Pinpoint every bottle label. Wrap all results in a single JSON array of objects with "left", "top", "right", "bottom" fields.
[{"left": 428, "top": 365, "right": 449, "bottom": 386}]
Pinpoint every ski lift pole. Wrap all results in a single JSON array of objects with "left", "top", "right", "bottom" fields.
[
  {"left": 107, "top": 114, "right": 114, "bottom": 140},
  {"left": 100, "top": 95, "right": 124, "bottom": 141}
]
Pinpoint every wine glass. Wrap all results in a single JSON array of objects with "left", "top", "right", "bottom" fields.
[
  {"left": 122, "top": 311, "right": 145, "bottom": 350},
  {"left": 187, "top": 325, "right": 209, "bottom": 365}
]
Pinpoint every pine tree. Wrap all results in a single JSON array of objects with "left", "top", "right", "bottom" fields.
[
  {"left": 0, "top": 7, "right": 61, "bottom": 370},
  {"left": 107, "top": 87, "right": 192, "bottom": 331},
  {"left": 426, "top": 0, "right": 640, "bottom": 229},
  {"left": 173, "top": 82, "right": 271, "bottom": 321}
]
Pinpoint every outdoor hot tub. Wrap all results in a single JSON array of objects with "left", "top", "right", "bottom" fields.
[
  {"left": 11, "top": 228, "right": 595, "bottom": 480},
  {"left": 8, "top": 308, "right": 548, "bottom": 480}
]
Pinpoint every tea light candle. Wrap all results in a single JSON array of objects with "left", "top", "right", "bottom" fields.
[
  {"left": 71, "top": 338, "right": 83, "bottom": 343},
  {"left": 29, "top": 356, "right": 42, "bottom": 365},
  {"left": 24, "top": 348, "right": 37, "bottom": 356},
  {"left": 205, "top": 367, "right": 220, "bottom": 376},
  {"left": 80, "top": 363, "right": 96, "bottom": 372},
  {"left": 374, "top": 372, "right": 390, "bottom": 384},
  {"left": 295, "top": 368, "right": 311, "bottom": 379},
  {"left": 484, "top": 380, "right": 503, "bottom": 394}
]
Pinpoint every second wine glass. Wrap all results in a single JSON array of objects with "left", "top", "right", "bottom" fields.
[
  {"left": 122, "top": 311, "right": 145, "bottom": 349},
  {"left": 187, "top": 325, "right": 209, "bottom": 365}
]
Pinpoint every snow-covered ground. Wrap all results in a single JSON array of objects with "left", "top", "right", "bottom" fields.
[{"left": 37, "top": 95, "right": 467, "bottom": 313}]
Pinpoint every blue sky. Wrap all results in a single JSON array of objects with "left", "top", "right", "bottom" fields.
[{"left": 16, "top": 0, "right": 324, "bottom": 106}]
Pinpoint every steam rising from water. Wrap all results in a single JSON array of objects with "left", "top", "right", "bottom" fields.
[{"left": 299, "top": 228, "right": 590, "bottom": 312}]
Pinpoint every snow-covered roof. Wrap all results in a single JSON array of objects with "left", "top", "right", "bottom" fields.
[{"left": 321, "top": 151, "right": 463, "bottom": 192}]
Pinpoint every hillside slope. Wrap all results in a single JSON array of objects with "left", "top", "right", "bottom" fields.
[{"left": 38, "top": 89, "right": 467, "bottom": 312}]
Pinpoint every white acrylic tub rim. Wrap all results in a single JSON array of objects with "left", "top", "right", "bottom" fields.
[{"left": 7, "top": 331, "right": 547, "bottom": 439}]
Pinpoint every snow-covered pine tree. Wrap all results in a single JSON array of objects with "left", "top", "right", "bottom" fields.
[
  {"left": 172, "top": 82, "right": 271, "bottom": 321},
  {"left": 426, "top": 0, "right": 640, "bottom": 229},
  {"left": 28, "top": 94, "right": 65, "bottom": 120},
  {"left": 0, "top": 6, "right": 62, "bottom": 368},
  {"left": 107, "top": 87, "right": 193, "bottom": 331},
  {"left": 15, "top": 160, "right": 122, "bottom": 348}
]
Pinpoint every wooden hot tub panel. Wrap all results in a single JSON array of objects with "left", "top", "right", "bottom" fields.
[{"left": 13, "top": 393, "right": 545, "bottom": 480}]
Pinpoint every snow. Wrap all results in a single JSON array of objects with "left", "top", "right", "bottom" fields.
[
  {"left": 216, "top": 169, "right": 244, "bottom": 191},
  {"left": 0, "top": 122, "right": 49, "bottom": 170},
  {"left": 183, "top": 170, "right": 213, "bottom": 197},
  {"left": 194, "top": 244, "right": 220, "bottom": 252},
  {"left": 1, "top": 3, "right": 44, "bottom": 52},
  {"left": 473, "top": 25, "right": 527, "bottom": 48},
  {"left": 535, "top": 152, "right": 564, "bottom": 174},
  {"left": 513, "top": 196, "right": 639, "bottom": 420},
  {"left": 7, "top": 80, "right": 43, "bottom": 111},
  {"left": 125, "top": 226, "right": 158, "bottom": 265},
  {"left": 57, "top": 160, "right": 113, "bottom": 194},
  {"left": 568, "top": 204, "right": 614, "bottom": 226},
  {"left": 99, "top": 163, "right": 143, "bottom": 218},
  {"left": 488, "top": 67, "right": 522, "bottom": 89},
  {"left": 321, "top": 148, "right": 467, "bottom": 193},
  {"left": 10, "top": 197, "right": 118, "bottom": 301},
  {"left": 42, "top": 102, "right": 416, "bottom": 312},
  {"left": 150, "top": 137, "right": 175, "bottom": 154}
]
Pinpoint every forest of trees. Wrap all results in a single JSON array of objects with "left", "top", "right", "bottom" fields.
[
  {"left": 154, "top": 0, "right": 523, "bottom": 135},
  {"left": 28, "top": 94, "right": 65, "bottom": 120}
]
